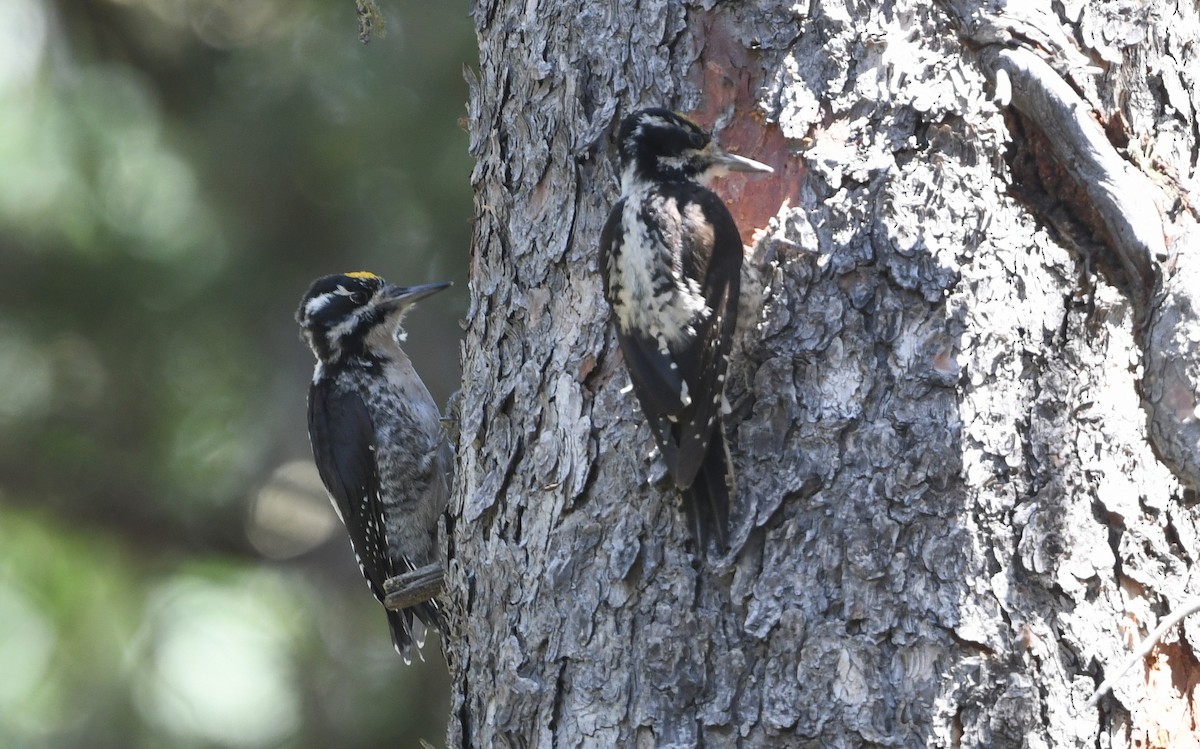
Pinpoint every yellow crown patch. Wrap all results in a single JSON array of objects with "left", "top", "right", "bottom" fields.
[{"left": 346, "top": 271, "right": 380, "bottom": 280}]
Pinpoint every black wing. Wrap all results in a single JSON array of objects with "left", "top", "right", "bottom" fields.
[
  {"left": 600, "top": 186, "right": 740, "bottom": 552},
  {"left": 309, "top": 375, "right": 434, "bottom": 658},
  {"left": 672, "top": 185, "right": 742, "bottom": 487},
  {"left": 307, "top": 378, "right": 393, "bottom": 600},
  {"left": 600, "top": 187, "right": 742, "bottom": 488},
  {"left": 669, "top": 186, "right": 740, "bottom": 551}
]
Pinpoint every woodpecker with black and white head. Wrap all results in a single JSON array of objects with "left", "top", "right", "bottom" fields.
[
  {"left": 297, "top": 271, "right": 452, "bottom": 659},
  {"left": 599, "top": 108, "right": 772, "bottom": 554}
]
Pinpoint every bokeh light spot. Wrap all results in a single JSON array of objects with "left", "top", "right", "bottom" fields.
[
  {"left": 248, "top": 460, "right": 338, "bottom": 559},
  {"left": 0, "top": 324, "right": 54, "bottom": 423},
  {"left": 0, "top": 0, "right": 46, "bottom": 92},
  {"left": 0, "top": 582, "right": 55, "bottom": 715},
  {"left": 138, "top": 575, "right": 301, "bottom": 748}
]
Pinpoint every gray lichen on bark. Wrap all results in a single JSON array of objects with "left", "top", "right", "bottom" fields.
[{"left": 444, "top": 1, "right": 1200, "bottom": 746}]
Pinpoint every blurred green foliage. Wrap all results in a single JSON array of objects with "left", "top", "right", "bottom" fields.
[{"left": 0, "top": 0, "right": 473, "bottom": 745}]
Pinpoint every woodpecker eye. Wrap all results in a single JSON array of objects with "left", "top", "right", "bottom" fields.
[
  {"left": 350, "top": 292, "right": 368, "bottom": 305},
  {"left": 688, "top": 132, "right": 706, "bottom": 148}
]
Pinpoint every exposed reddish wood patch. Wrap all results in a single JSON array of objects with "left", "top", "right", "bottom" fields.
[
  {"left": 1130, "top": 641, "right": 1200, "bottom": 749},
  {"left": 576, "top": 353, "right": 597, "bottom": 383},
  {"left": 687, "top": 15, "right": 803, "bottom": 245}
]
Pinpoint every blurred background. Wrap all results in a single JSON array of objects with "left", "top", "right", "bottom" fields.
[{"left": 0, "top": 0, "right": 473, "bottom": 746}]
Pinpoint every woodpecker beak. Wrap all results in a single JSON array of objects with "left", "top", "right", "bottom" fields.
[
  {"left": 711, "top": 149, "right": 773, "bottom": 174},
  {"left": 378, "top": 281, "right": 452, "bottom": 311}
]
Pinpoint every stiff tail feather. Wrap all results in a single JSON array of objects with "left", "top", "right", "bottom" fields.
[
  {"left": 681, "top": 427, "right": 734, "bottom": 554},
  {"left": 386, "top": 599, "right": 442, "bottom": 663}
]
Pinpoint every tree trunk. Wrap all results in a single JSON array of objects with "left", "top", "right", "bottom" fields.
[{"left": 445, "top": 1, "right": 1200, "bottom": 746}]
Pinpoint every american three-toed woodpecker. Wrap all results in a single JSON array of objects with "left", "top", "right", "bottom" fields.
[
  {"left": 297, "top": 271, "right": 452, "bottom": 659},
  {"left": 599, "top": 108, "right": 772, "bottom": 553}
]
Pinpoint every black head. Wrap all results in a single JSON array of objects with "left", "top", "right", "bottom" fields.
[
  {"left": 296, "top": 272, "right": 450, "bottom": 365},
  {"left": 616, "top": 107, "right": 772, "bottom": 187}
]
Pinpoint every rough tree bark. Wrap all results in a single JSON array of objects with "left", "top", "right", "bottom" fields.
[{"left": 442, "top": 1, "right": 1200, "bottom": 746}]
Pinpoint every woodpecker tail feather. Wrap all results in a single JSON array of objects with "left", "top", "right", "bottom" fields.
[
  {"left": 387, "top": 599, "right": 442, "bottom": 663},
  {"left": 681, "top": 427, "right": 733, "bottom": 554},
  {"left": 387, "top": 609, "right": 416, "bottom": 661},
  {"left": 412, "top": 598, "right": 442, "bottom": 631}
]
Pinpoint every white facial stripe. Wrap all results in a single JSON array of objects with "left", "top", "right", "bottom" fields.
[
  {"left": 304, "top": 293, "right": 335, "bottom": 318},
  {"left": 303, "top": 283, "right": 370, "bottom": 324},
  {"left": 328, "top": 307, "right": 368, "bottom": 342}
]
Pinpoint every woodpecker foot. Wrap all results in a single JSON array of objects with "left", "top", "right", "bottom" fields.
[{"left": 382, "top": 563, "right": 444, "bottom": 611}]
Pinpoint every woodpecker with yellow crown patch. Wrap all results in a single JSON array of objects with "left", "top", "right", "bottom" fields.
[
  {"left": 600, "top": 108, "right": 772, "bottom": 554},
  {"left": 296, "top": 271, "right": 451, "bottom": 659}
]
